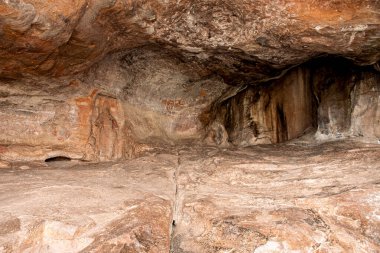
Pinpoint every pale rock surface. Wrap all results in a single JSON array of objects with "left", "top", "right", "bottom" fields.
[
  {"left": 0, "top": 1, "right": 379, "bottom": 252},
  {"left": 85, "top": 48, "right": 231, "bottom": 143},
  {"left": 0, "top": 160, "right": 10, "bottom": 169},
  {"left": 0, "top": 141, "right": 379, "bottom": 252},
  {"left": 172, "top": 141, "right": 380, "bottom": 252},
  {"left": 0, "top": 154, "right": 178, "bottom": 252}
]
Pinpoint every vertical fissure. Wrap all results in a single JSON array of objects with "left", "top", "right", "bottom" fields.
[{"left": 170, "top": 150, "right": 181, "bottom": 253}]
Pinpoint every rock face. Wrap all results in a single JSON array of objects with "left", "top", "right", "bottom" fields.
[
  {"left": 211, "top": 58, "right": 380, "bottom": 146},
  {"left": 0, "top": 153, "right": 178, "bottom": 252},
  {"left": 0, "top": 1, "right": 379, "bottom": 252},
  {"left": 0, "top": 0, "right": 379, "bottom": 81},
  {"left": 0, "top": 78, "right": 135, "bottom": 162},
  {"left": 172, "top": 141, "right": 380, "bottom": 252},
  {"left": 312, "top": 60, "right": 380, "bottom": 141},
  {"left": 0, "top": 0, "right": 379, "bottom": 161},
  {"left": 215, "top": 66, "right": 316, "bottom": 145},
  {"left": 86, "top": 47, "right": 230, "bottom": 143},
  {"left": 0, "top": 141, "right": 379, "bottom": 252}
]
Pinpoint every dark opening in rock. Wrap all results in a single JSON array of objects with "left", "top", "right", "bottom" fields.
[{"left": 44, "top": 156, "right": 72, "bottom": 163}]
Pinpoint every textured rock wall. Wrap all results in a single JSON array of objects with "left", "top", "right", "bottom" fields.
[
  {"left": 313, "top": 61, "right": 380, "bottom": 141},
  {"left": 0, "top": 47, "right": 232, "bottom": 162},
  {"left": 0, "top": 77, "right": 136, "bottom": 162},
  {"left": 210, "top": 58, "right": 380, "bottom": 146},
  {"left": 85, "top": 47, "right": 231, "bottom": 144},
  {"left": 0, "top": 0, "right": 379, "bottom": 84},
  {"left": 215, "top": 67, "right": 315, "bottom": 146},
  {"left": 0, "top": 78, "right": 88, "bottom": 161},
  {"left": 0, "top": 55, "right": 378, "bottom": 162}
]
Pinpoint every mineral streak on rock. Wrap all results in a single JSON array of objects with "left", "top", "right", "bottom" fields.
[{"left": 0, "top": 0, "right": 379, "bottom": 252}]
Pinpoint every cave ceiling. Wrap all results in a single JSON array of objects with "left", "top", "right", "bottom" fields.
[{"left": 1, "top": 0, "right": 379, "bottom": 84}]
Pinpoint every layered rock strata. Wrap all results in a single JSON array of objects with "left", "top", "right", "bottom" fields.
[{"left": 0, "top": 141, "right": 379, "bottom": 252}]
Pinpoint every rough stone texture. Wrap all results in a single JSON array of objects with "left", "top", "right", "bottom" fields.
[
  {"left": 0, "top": 56, "right": 378, "bottom": 161},
  {"left": 0, "top": 46, "right": 234, "bottom": 162},
  {"left": 216, "top": 66, "right": 315, "bottom": 146},
  {"left": 85, "top": 47, "right": 231, "bottom": 143},
  {"left": 0, "top": 0, "right": 379, "bottom": 83},
  {"left": 0, "top": 154, "right": 177, "bottom": 252},
  {"left": 172, "top": 141, "right": 380, "bottom": 252},
  {"left": 0, "top": 1, "right": 379, "bottom": 252},
  {"left": 312, "top": 60, "right": 380, "bottom": 141},
  {"left": 0, "top": 1, "right": 379, "bottom": 159},
  {"left": 211, "top": 58, "right": 380, "bottom": 146},
  {"left": 0, "top": 140, "right": 379, "bottom": 252},
  {"left": 0, "top": 77, "right": 137, "bottom": 162}
]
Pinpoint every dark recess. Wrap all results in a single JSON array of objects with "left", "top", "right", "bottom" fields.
[{"left": 45, "top": 156, "right": 72, "bottom": 163}]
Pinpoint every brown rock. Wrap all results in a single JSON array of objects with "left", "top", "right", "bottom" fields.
[
  {"left": 0, "top": 1, "right": 379, "bottom": 252},
  {"left": 0, "top": 0, "right": 379, "bottom": 80},
  {"left": 0, "top": 160, "right": 10, "bottom": 169},
  {"left": 211, "top": 58, "right": 380, "bottom": 146}
]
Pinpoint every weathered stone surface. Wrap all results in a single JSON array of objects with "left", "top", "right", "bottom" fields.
[
  {"left": 0, "top": 154, "right": 177, "bottom": 252},
  {"left": 0, "top": 1, "right": 379, "bottom": 252},
  {"left": 172, "top": 141, "right": 380, "bottom": 252},
  {"left": 313, "top": 60, "right": 380, "bottom": 141},
  {"left": 210, "top": 58, "right": 380, "bottom": 146},
  {"left": 0, "top": 141, "right": 379, "bottom": 252},
  {"left": 85, "top": 47, "right": 230, "bottom": 143},
  {"left": 0, "top": 160, "right": 10, "bottom": 169},
  {"left": 215, "top": 66, "right": 315, "bottom": 146},
  {"left": 0, "top": 0, "right": 379, "bottom": 82},
  {"left": 0, "top": 76, "right": 140, "bottom": 162}
]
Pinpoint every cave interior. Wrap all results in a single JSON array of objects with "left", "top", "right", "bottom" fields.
[{"left": 0, "top": 1, "right": 379, "bottom": 252}]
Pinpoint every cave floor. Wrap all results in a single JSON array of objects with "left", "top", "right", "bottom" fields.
[{"left": 0, "top": 140, "right": 379, "bottom": 252}]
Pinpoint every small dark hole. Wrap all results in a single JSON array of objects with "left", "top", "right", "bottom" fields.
[
  {"left": 45, "top": 156, "right": 72, "bottom": 163},
  {"left": 172, "top": 220, "right": 176, "bottom": 226}
]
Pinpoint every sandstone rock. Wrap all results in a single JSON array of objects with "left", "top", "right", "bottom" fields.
[
  {"left": 85, "top": 47, "right": 230, "bottom": 143},
  {"left": 0, "top": 77, "right": 139, "bottom": 162},
  {"left": 0, "top": 153, "right": 177, "bottom": 252},
  {"left": 0, "top": 1, "right": 379, "bottom": 251},
  {"left": 211, "top": 58, "right": 380, "bottom": 146},
  {"left": 172, "top": 141, "right": 380, "bottom": 252},
  {"left": 313, "top": 60, "right": 380, "bottom": 142},
  {"left": 0, "top": 160, "right": 10, "bottom": 169},
  {"left": 216, "top": 66, "right": 315, "bottom": 145},
  {"left": 0, "top": 0, "right": 379, "bottom": 81},
  {"left": 0, "top": 141, "right": 378, "bottom": 252}
]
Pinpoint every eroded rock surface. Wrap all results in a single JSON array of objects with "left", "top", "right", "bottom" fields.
[
  {"left": 172, "top": 141, "right": 380, "bottom": 252},
  {"left": 0, "top": 1, "right": 379, "bottom": 251},
  {"left": 0, "top": 141, "right": 379, "bottom": 252},
  {"left": 0, "top": 0, "right": 379, "bottom": 81},
  {"left": 211, "top": 58, "right": 380, "bottom": 146},
  {"left": 0, "top": 153, "right": 178, "bottom": 252},
  {"left": 0, "top": 77, "right": 139, "bottom": 162}
]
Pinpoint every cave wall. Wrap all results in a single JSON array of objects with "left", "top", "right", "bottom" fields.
[
  {"left": 215, "top": 67, "right": 315, "bottom": 146},
  {"left": 0, "top": 77, "right": 136, "bottom": 162},
  {"left": 85, "top": 47, "right": 231, "bottom": 144},
  {"left": 0, "top": 78, "right": 88, "bottom": 161},
  {"left": 0, "top": 0, "right": 379, "bottom": 162},
  {"left": 210, "top": 59, "right": 380, "bottom": 146},
  {"left": 312, "top": 61, "right": 380, "bottom": 141},
  {"left": 0, "top": 55, "right": 378, "bottom": 163},
  {"left": 1, "top": 0, "right": 379, "bottom": 80},
  {"left": 0, "top": 47, "right": 233, "bottom": 162}
]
